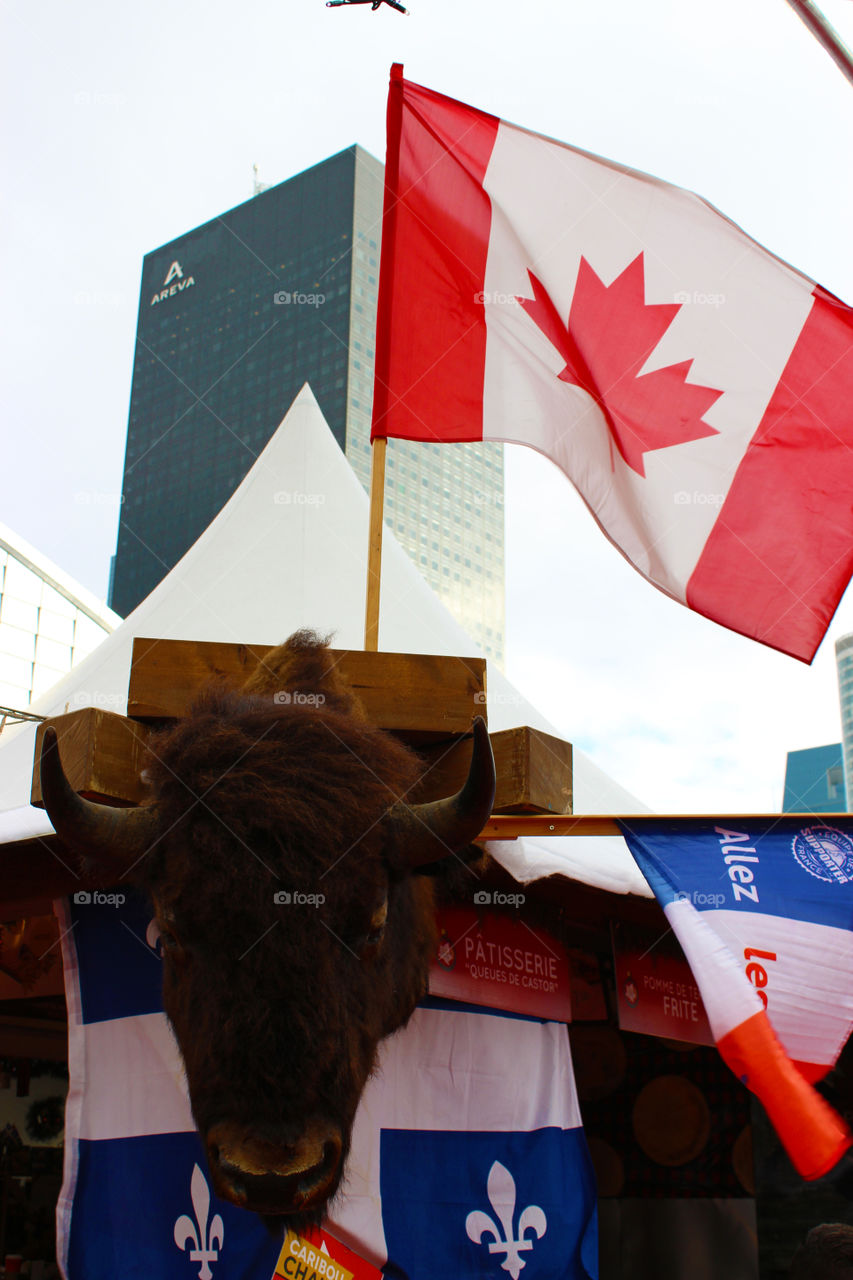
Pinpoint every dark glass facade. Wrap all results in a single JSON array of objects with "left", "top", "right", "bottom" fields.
[
  {"left": 111, "top": 148, "right": 358, "bottom": 616},
  {"left": 782, "top": 743, "right": 846, "bottom": 812}
]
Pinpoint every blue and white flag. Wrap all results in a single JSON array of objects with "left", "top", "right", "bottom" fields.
[
  {"left": 56, "top": 889, "right": 598, "bottom": 1278},
  {"left": 620, "top": 817, "right": 853, "bottom": 1179}
]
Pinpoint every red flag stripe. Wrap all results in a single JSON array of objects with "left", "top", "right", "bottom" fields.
[
  {"left": 717, "top": 1007, "right": 852, "bottom": 1179},
  {"left": 371, "top": 68, "right": 496, "bottom": 443},
  {"left": 686, "top": 286, "right": 853, "bottom": 662}
]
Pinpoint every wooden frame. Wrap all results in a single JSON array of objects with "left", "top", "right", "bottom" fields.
[{"left": 127, "top": 638, "right": 486, "bottom": 737}]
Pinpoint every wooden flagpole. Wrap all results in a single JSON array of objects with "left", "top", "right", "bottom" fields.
[
  {"left": 364, "top": 66, "right": 404, "bottom": 651},
  {"left": 364, "top": 436, "right": 387, "bottom": 651}
]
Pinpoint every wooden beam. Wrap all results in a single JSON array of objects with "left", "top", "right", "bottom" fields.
[
  {"left": 29, "top": 708, "right": 574, "bottom": 818},
  {"left": 30, "top": 709, "right": 152, "bottom": 808},
  {"left": 481, "top": 815, "right": 623, "bottom": 838},
  {"left": 480, "top": 812, "right": 851, "bottom": 839},
  {"left": 127, "top": 638, "right": 486, "bottom": 736},
  {"left": 415, "top": 726, "right": 572, "bottom": 813}
]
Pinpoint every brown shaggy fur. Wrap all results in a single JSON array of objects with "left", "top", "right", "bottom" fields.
[
  {"left": 134, "top": 631, "right": 444, "bottom": 1227},
  {"left": 240, "top": 628, "right": 367, "bottom": 719}
]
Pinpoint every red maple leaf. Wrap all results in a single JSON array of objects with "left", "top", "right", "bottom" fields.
[{"left": 518, "top": 254, "right": 722, "bottom": 477}]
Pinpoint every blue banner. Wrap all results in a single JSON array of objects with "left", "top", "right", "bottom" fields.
[{"left": 619, "top": 817, "right": 853, "bottom": 930}]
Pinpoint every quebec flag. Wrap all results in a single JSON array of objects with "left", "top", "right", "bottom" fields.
[
  {"left": 620, "top": 817, "right": 853, "bottom": 1180},
  {"left": 56, "top": 889, "right": 598, "bottom": 1279}
]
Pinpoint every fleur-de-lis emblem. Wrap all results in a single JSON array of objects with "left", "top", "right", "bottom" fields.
[
  {"left": 466, "top": 1160, "right": 547, "bottom": 1279},
  {"left": 174, "top": 1163, "right": 225, "bottom": 1279}
]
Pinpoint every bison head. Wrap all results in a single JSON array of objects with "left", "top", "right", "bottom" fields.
[{"left": 40, "top": 631, "right": 495, "bottom": 1227}]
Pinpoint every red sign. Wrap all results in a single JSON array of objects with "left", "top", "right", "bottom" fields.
[
  {"left": 272, "top": 1226, "right": 381, "bottom": 1280},
  {"left": 612, "top": 922, "right": 713, "bottom": 1046},
  {"left": 429, "top": 906, "right": 572, "bottom": 1022}
]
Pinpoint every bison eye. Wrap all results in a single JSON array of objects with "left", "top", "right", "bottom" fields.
[
  {"left": 360, "top": 898, "right": 388, "bottom": 960},
  {"left": 159, "top": 927, "right": 188, "bottom": 966}
]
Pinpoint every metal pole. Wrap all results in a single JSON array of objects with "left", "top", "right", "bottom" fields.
[{"left": 785, "top": 0, "right": 853, "bottom": 87}]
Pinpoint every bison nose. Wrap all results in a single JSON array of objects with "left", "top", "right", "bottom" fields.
[{"left": 206, "top": 1121, "right": 343, "bottom": 1214}]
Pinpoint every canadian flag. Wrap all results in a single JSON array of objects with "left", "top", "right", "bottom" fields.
[{"left": 372, "top": 66, "right": 853, "bottom": 662}]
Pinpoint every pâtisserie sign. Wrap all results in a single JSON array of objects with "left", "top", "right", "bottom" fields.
[{"left": 429, "top": 906, "right": 572, "bottom": 1022}]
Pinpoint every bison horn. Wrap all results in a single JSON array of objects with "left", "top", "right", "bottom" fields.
[
  {"left": 39, "top": 726, "right": 160, "bottom": 876},
  {"left": 388, "top": 716, "right": 496, "bottom": 869}
]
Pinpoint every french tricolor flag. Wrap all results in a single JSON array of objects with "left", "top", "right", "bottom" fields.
[
  {"left": 620, "top": 818, "right": 853, "bottom": 1179},
  {"left": 372, "top": 67, "right": 853, "bottom": 661}
]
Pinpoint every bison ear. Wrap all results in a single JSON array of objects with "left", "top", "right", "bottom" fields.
[{"left": 385, "top": 717, "right": 495, "bottom": 871}]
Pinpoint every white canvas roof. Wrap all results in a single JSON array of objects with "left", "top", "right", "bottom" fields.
[{"left": 0, "top": 387, "right": 651, "bottom": 897}]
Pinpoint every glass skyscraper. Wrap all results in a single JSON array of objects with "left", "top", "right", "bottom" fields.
[{"left": 110, "top": 146, "right": 505, "bottom": 663}]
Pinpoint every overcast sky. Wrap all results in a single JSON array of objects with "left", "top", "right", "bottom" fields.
[{"left": 3, "top": 0, "right": 853, "bottom": 813}]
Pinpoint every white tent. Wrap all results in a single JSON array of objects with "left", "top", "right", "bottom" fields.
[{"left": 0, "top": 386, "right": 651, "bottom": 898}]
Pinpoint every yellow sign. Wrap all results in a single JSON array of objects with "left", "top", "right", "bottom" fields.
[{"left": 273, "top": 1229, "right": 354, "bottom": 1280}]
